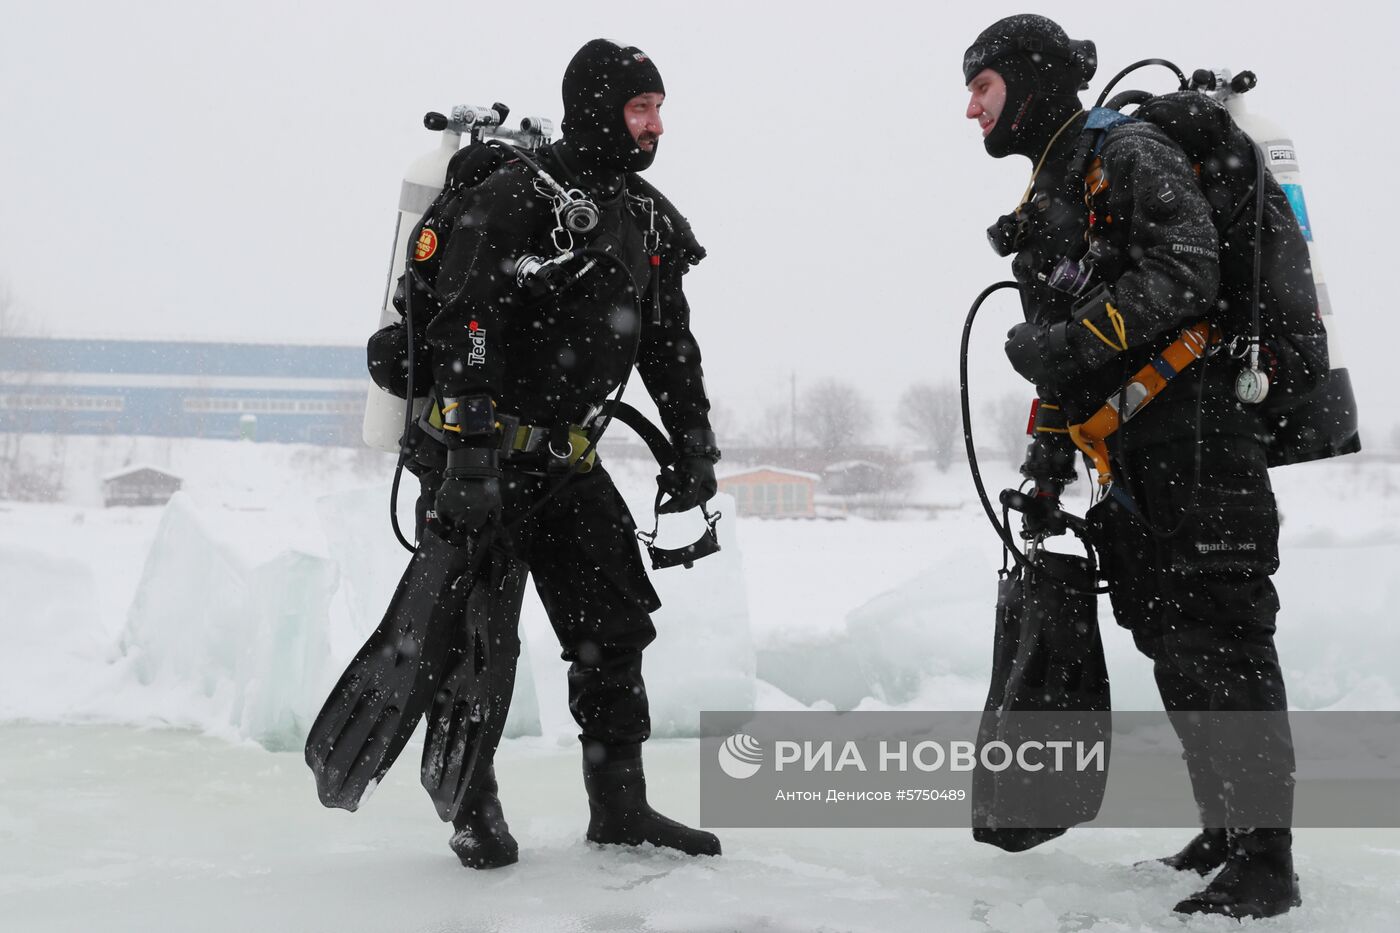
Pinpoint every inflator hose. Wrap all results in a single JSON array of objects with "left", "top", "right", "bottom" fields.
[
  {"left": 959, "top": 281, "right": 1107, "bottom": 593},
  {"left": 1093, "top": 59, "right": 1188, "bottom": 109},
  {"left": 959, "top": 281, "right": 1037, "bottom": 571}
]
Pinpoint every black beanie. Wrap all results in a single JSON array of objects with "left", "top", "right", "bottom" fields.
[
  {"left": 562, "top": 38, "right": 666, "bottom": 172},
  {"left": 963, "top": 15, "right": 1096, "bottom": 160}
]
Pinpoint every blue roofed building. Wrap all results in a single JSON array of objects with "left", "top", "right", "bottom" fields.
[{"left": 0, "top": 337, "right": 370, "bottom": 446}]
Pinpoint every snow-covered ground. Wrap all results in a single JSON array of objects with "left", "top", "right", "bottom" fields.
[
  {"left": 4, "top": 723, "right": 1397, "bottom": 933},
  {"left": 2, "top": 436, "right": 1397, "bottom": 931}
]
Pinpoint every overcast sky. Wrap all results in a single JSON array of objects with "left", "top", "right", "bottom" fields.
[{"left": 2, "top": 1, "right": 1394, "bottom": 445}]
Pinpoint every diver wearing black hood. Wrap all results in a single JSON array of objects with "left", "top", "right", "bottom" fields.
[
  {"left": 962, "top": 13, "right": 1096, "bottom": 160},
  {"left": 962, "top": 15, "right": 1301, "bottom": 921},
  {"left": 408, "top": 38, "right": 721, "bottom": 869},
  {"left": 560, "top": 38, "right": 665, "bottom": 173}
]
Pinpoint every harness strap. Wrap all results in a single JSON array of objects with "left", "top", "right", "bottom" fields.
[
  {"left": 596, "top": 400, "right": 676, "bottom": 466},
  {"left": 1068, "top": 321, "right": 1219, "bottom": 485},
  {"left": 1032, "top": 399, "right": 1069, "bottom": 435},
  {"left": 500, "top": 400, "right": 675, "bottom": 474},
  {"left": 502, "top": 421, "right": 597, "bottom": 472},
  {"left": 420, "top": 392, "right": 721, "bottom": 567},
  {"left": 598, "top": 400, "right": 723, "bottom": 570}
]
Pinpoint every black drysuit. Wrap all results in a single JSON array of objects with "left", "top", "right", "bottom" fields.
[
  {"left": 1013, "top": 117, "right": 1295, "bottom": 828},
  {"left": 380, "top": 143, "right": 713, "bottom": 769}
]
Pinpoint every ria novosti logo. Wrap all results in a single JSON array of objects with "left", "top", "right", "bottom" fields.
[{"left": 717, "top": 733, "right": 764, "bottom": 779}]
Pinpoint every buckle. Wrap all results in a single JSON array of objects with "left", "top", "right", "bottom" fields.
[
  {"left": 495, "top": 413, "right": 521, "bottom": 455},
  {"left": 494, "top": 415, "right": 552, "bottom": 457},
  {"left": 517, "top": 424, "right": 549, "bottom": 453}
]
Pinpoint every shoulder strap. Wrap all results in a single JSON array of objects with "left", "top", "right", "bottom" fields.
[
  {"left": 1084, "top": 106, "right": 1139, "bottom": 133},
  {"left": 628, "top": 174, "right": 706, "bottom": 266},
  {"left": 444, "top": 142, "right": 509, "bottom": 190},
  {"left": 1080, "top": 107, "right": 1141, "bottom": 161}
]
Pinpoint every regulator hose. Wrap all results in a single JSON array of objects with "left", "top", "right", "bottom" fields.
[
  {"left": 959, "top": 280, "right": 1106, "bottom": 593},
  {"left": 959, "top": 281, "right": 1035, "bottom": 570}
]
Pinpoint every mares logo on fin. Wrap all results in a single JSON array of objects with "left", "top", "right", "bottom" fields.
[{"left": 414, "top": 228, "right": 438, "bottom": 262}]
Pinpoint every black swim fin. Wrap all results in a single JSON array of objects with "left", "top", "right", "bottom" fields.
[
  {"left": 305, "top": 526, "right": 477, "bottom": 811},
  {"left": 420, "top": 555, "right": 527, "bottom": 822}
]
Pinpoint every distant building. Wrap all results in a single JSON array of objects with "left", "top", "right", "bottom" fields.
[
  {"left": 717, "top": 466, "right": 819, "bottom": 518},
  {"left": 0, "top": 338, "right": 366, "bottom": 445},
  {"left": 823, "top": 459, "right": 887, "bottom": 495},
  {"left": 102, "top": 465, "right": 183, "bottom": 507}
]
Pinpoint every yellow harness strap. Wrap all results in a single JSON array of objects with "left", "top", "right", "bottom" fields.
[
  {"left": 508, "top": 424, "right": 597, "bottom": 472},
  {"left": 426, "top": 400, "right": 596, "bottom": 472},
  {"left": 1069, "top": 322, "right": 1219, "bottom": 485}
]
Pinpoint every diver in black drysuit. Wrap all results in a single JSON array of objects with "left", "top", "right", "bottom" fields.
[
  {"left": 963, "top": 15, "right": 1305, "bottom": 919},
  {"left": 369, "top": 39, "right": 721, "bottom": 868}
]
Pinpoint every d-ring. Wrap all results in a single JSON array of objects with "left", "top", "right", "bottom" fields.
[{"left": 549, "top": 438, "right": 575, "bottom": 460}]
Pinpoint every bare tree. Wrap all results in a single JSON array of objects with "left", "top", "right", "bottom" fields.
[
  {"left": 800, "top": 377, "right": 870, "bottom": 457},
  {"left": 0, "top": 287, "right": 62, "bottom": 501},
  {"left": 897, "top": 382, "right": 960, "bottom": 471},
  {"left": 753, "top": 401, "right": 789, "bottom": 448},
  {"left": 864, "top": 462, "right": 916, "bottom": 520}
]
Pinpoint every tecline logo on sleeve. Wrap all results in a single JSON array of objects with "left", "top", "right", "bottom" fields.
[
  {"left": 718, "top": 733, "right": 763, "bottom": 779},
  {"left": 467, "top": 320, "right": 487, "bottom": 367}
]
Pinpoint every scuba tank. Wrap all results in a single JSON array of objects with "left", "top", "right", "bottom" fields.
[
  {"left": 361, "top": 105, "right": 554, "bottom": 452},
  {"left": 1208, "top": 70, "right": 1362, "bottom": 465}
]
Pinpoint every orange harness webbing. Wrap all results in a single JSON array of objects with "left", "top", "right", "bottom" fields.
[{"left": 1068, "top": 322, "right": 1220, "bottom": 485}]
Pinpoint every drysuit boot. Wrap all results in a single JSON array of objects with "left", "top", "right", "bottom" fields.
[
  {"left": 448, "top": 767, "right": 518, "bottom": 869},
  {"left": 581, "top": 740, "right": 721, "bottom": 857},
  {"left": 1142, "top": 828, "right": 1229, "bottom": 874},
  {"left": 1174, "top": 829, "right": 1302, "bottom": 919}
]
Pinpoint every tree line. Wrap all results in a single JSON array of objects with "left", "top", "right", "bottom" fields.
[{"left": 710, "top": 377, "right": 1034, "bottom": 471}]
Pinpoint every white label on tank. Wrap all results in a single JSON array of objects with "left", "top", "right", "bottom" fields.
[{"left": 1260, "top": 138, "right": 1299, "bottom": 171}]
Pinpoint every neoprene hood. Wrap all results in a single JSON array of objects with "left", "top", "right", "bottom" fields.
[
  {"left": 562, "top": 38, "right": 666, "bottom": 172},
  {"left": 963, "top": 15, "right": 1097, "bottom": 160}
]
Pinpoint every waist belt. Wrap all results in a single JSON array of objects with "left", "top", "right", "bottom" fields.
[
  {"left": 418, "top": 399, "right": 598, "bottom": 472},
  {"left": 501, "top": 402, "right": 719, "bottom": 567},
  {"left": 1069, "top": 321, "right": 1219, "bottom": 486},
  {"left": 417, "top": 396, "right": 721, "bottom": 568},
  {"left": 495, "top": 415, "right": 597, "bottom": 472}
]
